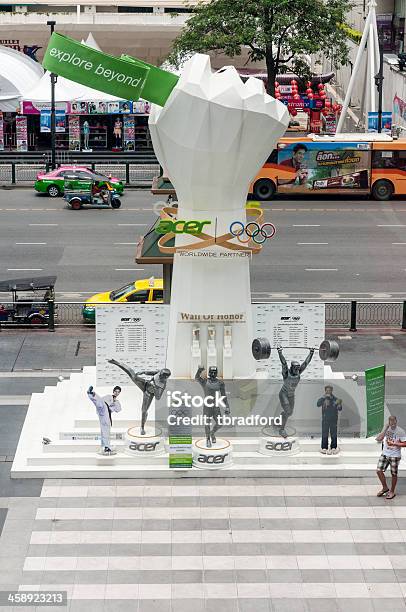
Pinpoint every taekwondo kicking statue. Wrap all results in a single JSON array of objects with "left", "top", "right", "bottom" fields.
[
  {"left": 277, "top": 346, "right": 314, "bottom": 438},
  {"left": 87, "top": 385, "right": 122, "bottom": 455},
  {"left": 108, "top": 359, "right": 171, "bottom": 435},
  {"left": 195, "top": 365, "right": 230, "bottom": 448}
]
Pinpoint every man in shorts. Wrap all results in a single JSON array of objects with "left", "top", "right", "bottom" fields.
[{"left": 376, "top": 415, "right": 406, "bottom": 499}]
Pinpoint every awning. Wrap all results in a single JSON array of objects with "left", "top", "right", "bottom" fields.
[{"left": 0, "top": 276, "right": 57, "bottom": 292}]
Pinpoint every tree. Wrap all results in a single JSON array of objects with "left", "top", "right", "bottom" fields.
[{"left": 168, "top": 0, "right": 352, "bottom": 96}]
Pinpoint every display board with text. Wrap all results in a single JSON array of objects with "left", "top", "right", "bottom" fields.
[
  {"left": 365, "top": 364, "right": 386, "bottom": 437},
  {"left": 253, "top": 303, "right": 325, "bottom": 379},
  {"left": 96, "top": 304, "right": 169, "bottom": 385}
]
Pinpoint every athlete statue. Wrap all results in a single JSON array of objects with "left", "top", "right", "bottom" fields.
[
  {"left": 277, "top": 346, "right": 314, "bottom": 438},
  {"left": 195, "top": 366, "right": 230, "bottom": 448},
  {"left": 87, "top": 385, "right": 121, "bottom": 455},
  {"left": 108, "top": 359, "right": 171, "bottom": 435}
]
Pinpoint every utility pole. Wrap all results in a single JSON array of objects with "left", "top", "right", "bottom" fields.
[{"left": 47, "top": 20, "right": 57, "bottom": 170}]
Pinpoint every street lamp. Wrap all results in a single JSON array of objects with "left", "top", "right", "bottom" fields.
[
  {"left": 46, "top": 20, "right": 57, "bottom": 169},
  {"left": 375, "top": 28, "right": 384, "bottom": 134}
]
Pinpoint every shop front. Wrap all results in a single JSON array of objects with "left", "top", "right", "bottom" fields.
[{"left": 6, "top": 99, "right": 152, "bottom": 152}]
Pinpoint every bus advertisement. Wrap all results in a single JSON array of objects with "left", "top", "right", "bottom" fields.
[
  {"left": 276, "top": 141, "right": 371, "bottom": 194},
  {"left": 249, "top": 136, "right": 406, "bottom": 201}
]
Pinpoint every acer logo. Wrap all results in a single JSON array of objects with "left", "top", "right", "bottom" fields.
[
  {"left": 129, "top": 441, "right": 160, "bottom": 452},
  {"left": 197, "top": 453, "right": 228, "bottom": 464},
  {"left": 265, "top": 441, "right": 293, "bottom": 451}
]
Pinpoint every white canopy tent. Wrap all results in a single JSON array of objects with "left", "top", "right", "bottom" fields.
[
  {"left": 0, "top": 45, "right": 44, "bottom": 111},
  {"left": 21, "top": 33, "right": 123, "bottom": 105}
]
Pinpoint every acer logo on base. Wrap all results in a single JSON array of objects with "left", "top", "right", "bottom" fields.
[
  {"left": 197, "top": 453, "right": 228, "bottom": 464},
  {"left": 156, "top": 219, "right": 211, "bottom": 235},
  {"left": 129, "top": 441, "right": 160, "bottom": 451},
  {"left": 265, "top": 441, "right": 293, "bottom": 451}
]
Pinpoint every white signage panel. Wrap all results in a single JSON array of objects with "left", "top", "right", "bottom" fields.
[
  {"left": 253, "top": 303, "right": 325, "bottom": 379},
  {"left": 96, "top": 304, "right": 170, "bottom": 385}
]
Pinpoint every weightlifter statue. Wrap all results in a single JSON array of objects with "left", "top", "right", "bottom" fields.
[
  {"left": 108, "top": 358, "right": 171, "bottom": 435},
  {"left": 277, "top": 346, "right": 314, "bottom": 438}
]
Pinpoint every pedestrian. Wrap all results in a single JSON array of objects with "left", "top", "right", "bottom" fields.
[
  {"left": 317, "top": 385, "right": 342, "bottom": 454},
  {"left": 87, "top": 385, "right": 122, "bottom": 455},
  {"left": 376, "top": 415, "right": 406, "bottom": 499}
]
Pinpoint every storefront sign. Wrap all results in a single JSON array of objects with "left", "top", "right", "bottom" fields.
[
  {"left": 22, "top": 101, "right": 67, "bottom": 115},
  {"left": 365, "top": 364, "right": 386, "bottom": 437},
  {"left": 15, "top": 116, "right": 28, "bottom": 152},
  {"left": 68, "top": 115, "right": 80, "bottom": 150},
  {"left": 0, "top": 113, "right": 4, "bottom": 152},
  {"left": 123, "top": 115, "right": 135, "bottom": 151}
]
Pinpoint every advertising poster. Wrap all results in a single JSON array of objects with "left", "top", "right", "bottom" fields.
[
  {"left": 68, "top": 115, "right": 80, "bottom": 150},
  {"left": 168, "top": 406, "right": 193, "bottom": 469},
  {"left": 368, "top": 111, "right": 392, "bottom": 134},
  {"left": 15, "top": 115, "right": 28, "bottom": 151},
  {"left": 108, "top": 101, "right": 120, "bottom": 114},
  {"left": 253, "top": 303, "right": 325, "bottom": 379},
  {"left": 0, "top": 112, "right": 3, "bottom": 151},
  {"left": 365, "top": 365, "right": 386, "bottom": 437},
  {"left": 277, "top": 141, "right": 371, "bottom": 193},
  {"left": 70, "top": 101, "right": 88, "bottom": 114},
  {"left": 40, "top": 110, "right": 51, "bottom": 132},
  {"left": 120, "top": 101, "right": 132, "bottom": 114},
  {"left": 133, "top": 100, "right": 151, "bottom": 114},
  {"left": 324, "top": 112, "right": 337, "bottom": 134},
  {"left": 123, "top": 115, "right": 135, "bottom": 151}
]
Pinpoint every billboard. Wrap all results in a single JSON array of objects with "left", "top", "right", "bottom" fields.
[{"left": 277, "top": 141, "right": 371, "bottom": 193}]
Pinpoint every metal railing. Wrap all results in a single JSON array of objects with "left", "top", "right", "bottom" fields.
[
  {"left": 0, "top": 162, "right": 160, "bottom": 186},
  {"left": 1, "top": 300, "right": 406, "bottom": 330}
]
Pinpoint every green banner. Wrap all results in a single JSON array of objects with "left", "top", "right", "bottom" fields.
[
  {"left": 43, "top": 33, "right": 178, "bottom": 106},
  {"left": 365, "top": 364, "right": 386, "bottom": 437}
]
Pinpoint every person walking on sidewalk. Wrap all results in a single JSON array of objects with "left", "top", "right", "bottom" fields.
[
  {"left": 376, "top": 415, "right": 406, "bottom": 500},
  {"left": 317, "top": 385, "right": 342, "bottom": 454}
]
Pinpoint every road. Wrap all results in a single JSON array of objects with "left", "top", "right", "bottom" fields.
[{"left": 1, "top": 188, "right": 406, "bottom": 300}]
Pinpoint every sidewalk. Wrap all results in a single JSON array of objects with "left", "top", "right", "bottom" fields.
[{"left": 0, "top": 328, "right": 95, "bottom": 372}]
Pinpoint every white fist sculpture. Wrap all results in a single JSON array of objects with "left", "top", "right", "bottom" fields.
[
  {"left": 149, "top": 54, "right": 289, "bottom": 212},
  {"left": 149, "top": 54, "right": 289, "bottom": 378}
]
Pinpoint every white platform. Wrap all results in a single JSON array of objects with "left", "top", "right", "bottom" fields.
[{"left": 11, "top": 366, "right": 390, "bottom": 479}]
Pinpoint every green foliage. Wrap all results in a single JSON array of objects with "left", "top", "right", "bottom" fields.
[
  {"left": 338, "top": 23, "right": 362, "bottom": 44},
  {"left": 168, "top": 0, "right": 353, "bottom": 94}
]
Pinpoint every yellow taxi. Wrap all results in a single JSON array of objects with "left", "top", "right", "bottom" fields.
[{"left": 82, "top": 277, "right": 163, "bottom": 323}]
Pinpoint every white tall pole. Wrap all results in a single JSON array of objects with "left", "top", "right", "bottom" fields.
[{"left": 336, "top": 7, "right": 373, "bottom": 132}]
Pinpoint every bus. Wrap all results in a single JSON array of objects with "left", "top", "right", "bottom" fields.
[{"left": 249, "top": 134, "right": 406, "bottom": 201}]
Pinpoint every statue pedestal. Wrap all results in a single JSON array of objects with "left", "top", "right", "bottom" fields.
[
  {"left": 124, "top": 426, "right": 165, "bottom": 456},
  {"left": 192, "top": 438, "right": 233, "bottom": 469},
  {"left": 259, "top": 428, "right": 300, "bottom": 456}
]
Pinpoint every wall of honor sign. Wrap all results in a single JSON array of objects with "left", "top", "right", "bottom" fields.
[
  {"left": 253, "top": 303, "right": 325, "bottom": 379},
  {"left": 96, "top": 304, "right": 169, "bottom": 385}
]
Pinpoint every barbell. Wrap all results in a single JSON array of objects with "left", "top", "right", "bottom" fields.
[{"left": 252, "top": 338, "right": 340, "bottom": 362}]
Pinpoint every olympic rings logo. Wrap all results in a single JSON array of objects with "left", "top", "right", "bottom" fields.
[{"left": 229, "top": 221, "right": 276, "bottom": 244}]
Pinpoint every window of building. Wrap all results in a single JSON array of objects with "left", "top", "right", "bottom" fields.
[{"left": 118, "top": 6, "right": 153, "bottom": 13}]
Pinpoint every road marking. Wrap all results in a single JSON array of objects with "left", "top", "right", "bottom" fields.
[
  {"left": 377, "top": 224, "right": 406, "bottom": 227},
  {"left": 29, "top": 223, "right": 58, "bottom": 226},
  {"left": 115, "top": 268, "right": 145, "bottom": 271},
  {"left": 305, "top": 268, "right": 338, "bottom": 271},
  {"left": 15, "top": 242, "right": 47, "bottom": 245},
  {"left": 7, "top": 268, "right": 43, "bottom": 271},
  {"left": 292, "top": 224, "right": 321, "bottom": 227},
  {"left": 392, "top": 243, "right": 406, "bottom": 245},
  {"left": 114, "top": 243, "right": 137, "bottom": 245},
  {"left": 297, "top": 242, "right": 328, "bottom": 245},
  {"left": 381, "top": 335, "right": 394, "bottom": 340},
  {"left": 338, "top": 336, "right": 352, "bottom": 340},
  {"left": 117, "top": 223, "right": 148, "bottom": 226}
]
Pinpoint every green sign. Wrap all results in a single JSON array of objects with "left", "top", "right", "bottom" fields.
[
  {"left": 43, "top": 33, "right": 178, "bottom": 107},
  {"left": 365, "top": 364, "right": 386, "bottom": 437},
  {"left": 156, "top": 219, "right": 212, "bottom": 235}
]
